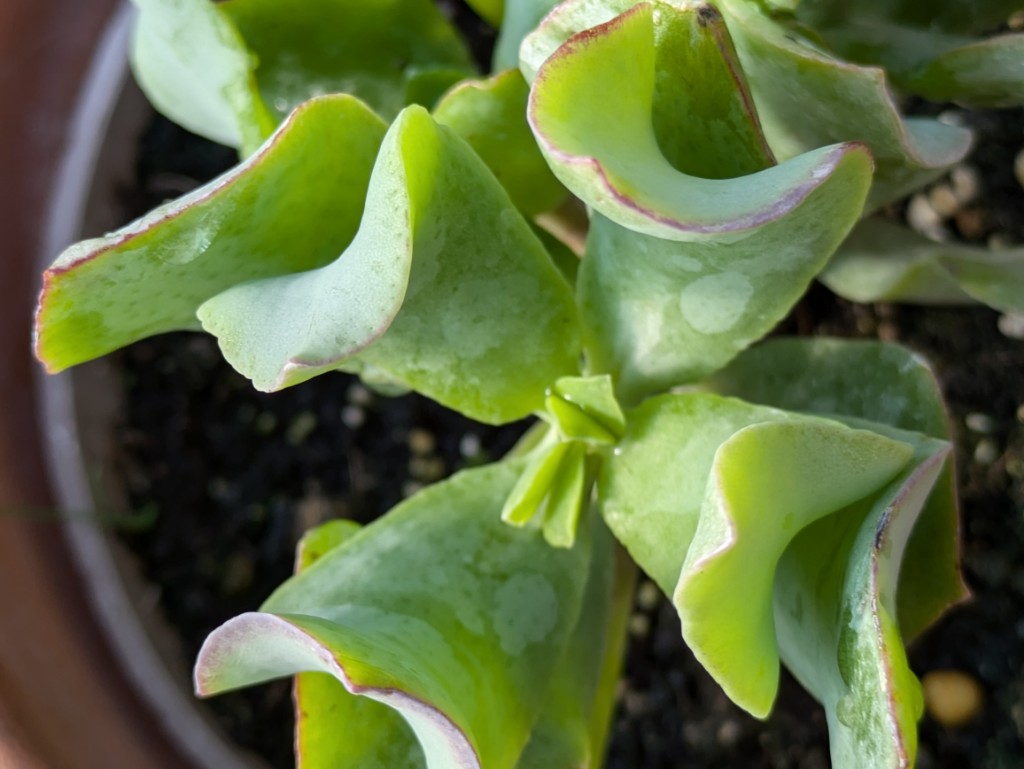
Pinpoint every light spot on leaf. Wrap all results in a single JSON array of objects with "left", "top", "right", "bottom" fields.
[
  {"left": 678, "top": 273, "right": 753, "bottom": 333},
  {"left": 492, "top": 573, "right": 558, "bottom": 655}
]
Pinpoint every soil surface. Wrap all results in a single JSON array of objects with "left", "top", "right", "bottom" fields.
[{"left": 97, "top": 10, "right": 1024, "bottom": 768}]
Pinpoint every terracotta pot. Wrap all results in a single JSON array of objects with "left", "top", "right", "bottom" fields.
[{"left": 0, "top": 3, "right": 256, "bottom": 767}]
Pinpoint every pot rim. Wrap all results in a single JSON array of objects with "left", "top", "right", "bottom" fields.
[{"left": 34, "top": 5, "right": 261, "bottom": 769}]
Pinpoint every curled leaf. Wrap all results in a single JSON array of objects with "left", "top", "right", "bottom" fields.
[
  {"left": 718, "top": 0, "right": 973, "bottom": 206},
  {"left": 820, "top": 218, "right": 1024, "bottom": 314},
  {"left": 35, "top": 95, "right": 386, "bottom": 372},
  {"left": 526, "top": 1, "right": 871, "bottom": 241},
  {"left": 196, "top": 462, "right": 611, "bottom": 769},
  {"left": 198, "top": 106, "right": 580, "bottom": 423}
]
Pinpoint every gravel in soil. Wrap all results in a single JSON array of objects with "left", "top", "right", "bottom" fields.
[{"left": 99, "top": 32, "right": 1024, "bottom": 769}]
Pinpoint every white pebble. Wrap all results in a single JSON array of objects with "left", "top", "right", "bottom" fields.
[
  {"left": 974, "top": 439, "right": 999, "bottom": 465},
  {"left": 928, "top": 184, "right": 959, "bottom": 218},
  {"left": 950, "top": 166, "right": 980, "bottom": 204},
  {"left": 998, "top": 313, "right": 1024, "bottom": 340},
  {"left": 459, "top": 433, "right": 482, "bottom": 458},
  {"left": 965, "top": 413, "right": 998, "bottom": 434},
  {"left": 341, "top": 405, "right": 365, "bottom": 428}
]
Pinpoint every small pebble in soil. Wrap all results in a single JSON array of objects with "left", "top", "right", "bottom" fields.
[
  {"left": 998, "top": 313, "right": 1024, "bottom": 340},
  {"left": 923, "top": 670, "right": 985, "bottom": 728},
  {"left": 407, "top": 428, "right": 437, "bottom": 456},
  {"left": 636, "top": 580, "right": 661, "bottom": 612},
  {"left": 950, "top": 165, "right": 980, "bottom": 205},
  {"left": 928, "top": 183, "right": 959, "bottom": 218},
  {"left": 974, "top": 439, "right": 1001, "bottom": 465},
  {"left": 340, "top": 405, "right": 365, "bottom": 429},
  {"left": 1014, "top": 149, "right": 1024, "bottom": 190},
  {"left": 966, "top": 413, "right": 999, "bottom": 434},
  {"left": 459, "top": 432, "right": 482, "bottom": 459},
  {"left": 628, "top": 613, "right": 651, "bottom": 639},
  {"left": 346, "top": 382, "right": 374, "bottom": 407},
  {"left": 286, "top": 411, "right": 317, "bottom": 445},
  {"left": 907, "top": 193, "right": 946, "bottom": 239}
]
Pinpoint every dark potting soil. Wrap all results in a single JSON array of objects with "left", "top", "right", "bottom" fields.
[{"left": 103, "top": 28, "right": 1024, "bottom": 769}]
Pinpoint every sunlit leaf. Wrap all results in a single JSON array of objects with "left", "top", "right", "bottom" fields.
[
  {"left": 433, "top": 69, "right": 567, "bottom": 216},
  {"left": 221, "top": 0, "right": 475, "bottom": 123},
  {"left": 707, "top": 337, "right": 967, "bottom": 640},
  {"left": 718, "top": 0, "right": 973, "bottom": 207},
  {"left": 35, "top": 96, "right": 386, "bottom": 372},
  {"left": 525, "top": 1, "right": 870, "bottom": 242},
  {"left": 196, "top": 462, "right": 610, "bottom": 769},
  {"left": 198, "top": 106, "right": 580, "bottom": 423}
]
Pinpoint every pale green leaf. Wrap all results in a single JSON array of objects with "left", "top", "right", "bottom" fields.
[
  {"left": 674, "top": 418, "right": 913, "bottom": 716},
  {"left": 718, "top": 0, "right": 973, "bottom": 207},
  {"left": 195, "top": 463, "right": 600, "bottom": 769},
  {"left": 465, "top": 0, "right": 505, "bottom": 27},
  {"left": 706, "top": 337, "right": 967, "bottom": 641},
  {"left": 821, "top": 218, "right": 1024, "bottom": 313},
  {"left": 598, "top": 392, "right": 807, "bottom": 595},
  {"left": 198, "top": 106, "right": 580, "bottom": 424},
  {"left": 433, "top": 69, "right": 567, "bottom": 217},
  {"left": 129, "top": 0, "right": 274, "bottom": 152},
  {"left": 907, "top": 34, "right": 1024, "bottom": 108},
  {"left": 221, "top": 0, "right": 475, "bottom": 123},
  {"left": 294, "top": 520, "right": 424, "bottom": 769},
  {"left": 526, "top": 1, "right": 871, "bottom": 241},
  {"left": 495, "top": 0, "right": 561, "bottom": 71},
  {"left": 545, "top": 374, "right": 626, "bottom": 444},
  {"left": 577, "top": 168, "right": 866, "bottom": 400},
  {"left": 35, "top": 96, "right": 386, "bottom": 373},
  {"left": 773, "top": 434, "right": 950, "bottom": 769}
]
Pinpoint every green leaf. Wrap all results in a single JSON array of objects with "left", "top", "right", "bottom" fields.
[
  {"left": 674, "top": 418, "right": 913, "bottom": 716},
  {"left": 433, "top": 69, "right": 567, "bottom": 217},
  {"left": 198, "top": 106, "right": 580, "bottom": 423},
  {"left": 494, "top": 0, "right": 561, "bottom": 71},
  {"left": 544, "top": 375, "right": 625, "bottom": 444},
  {"left": 129, "top": 0, "right": 275, "bottom": 153},
  {"left": 195, "top": 462, "right": 602, "bottom": 769},
  {"left": 773, "top": 433, "right": 950, "bottom": 769},
  {"left": 820, "top": 218, "right": 1024, "bottom": 314},
  {"left": 596, "top": 393, "right": 808, "bottom": 593},
  {"left": 35, "top": 95, "right": 386, "bottom": 373},
  {"left": 525, "top": 1, "right": 872, "bottom": 241},
  {"left": 502, "top": 441, "right": 573, "bottom": 526},
  {"left": 294, "top": 520, "right": 424, "bottom": 769},
  {"left": 717, "top": 0, "right": 973, "bottom": 207},
  {"left": 906, "top": 34, "right": 1024, "bottom": 108},
  {"left": 221, "top": 0, "right": 475, "bottom": 123},
  {"left": 465, "top": 0, "right": 505, "bottom": 27},
  {"left": 577, "top": 181, "right": 866, "bottom": 401},
  {"left": 795, "top": 0, "right": 1023, "bottom": 39},
  {"left": 706, "top": 337, "right": 967, "bottom": 641}
]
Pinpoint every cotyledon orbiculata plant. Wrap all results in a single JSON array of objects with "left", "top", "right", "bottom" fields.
[{"left": 33, "top": 0, "right": 1024, "bottom": 766}]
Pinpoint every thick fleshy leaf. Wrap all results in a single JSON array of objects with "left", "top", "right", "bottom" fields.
[
  {"left": 544, "top": 374, "right": 625, "bottom": 445},
  {"left": 706, "top": 338, "right": 967, "bottom": 641},
  {"left": 433, "top": 69, "right": 566, "bottom": 217},
  {"left": 130, "top": 0, "right": 472, "bottom": 153},
  {"left": 220, "top": 0, "right": 474, "bottom": 124},
  {"left": 577, "top": 187, "right": 867, "bottom": 401},
  {"left": 717, "top": 0, "right": 973, "bottom": 207},
  {"left": 494, "top": 0, "right": 561, "bottom": 71},
  {"left": 790, "top": 4, "right": 1024, "bottom": 108},
  {"left": 796, "top": 0, "right": 1024, "bottom": 35},
  {"left": 773, "top": 432, "right": 950, "bottom": 769},
  {"left": 196, "top": 463, "right": 594, "bottom": 769},
  {"left": 906, "top": 34, "right": 1024, "bottom": 108},
  {"left": 465, "top": 0, "right": 505, "bottom": 27},
  {"left": 820, "top": 218, "right": 1024, "bottom": 313},
  {"left": 35, "top": 95, "right": 386, "bottom": 373},
  {"left": 129, "top": 0, "right": 274, "bottom": 152},
  {"left": 526, "top": 1, "right": 871, "bottom": 241},
  {"left": 293, "top": 521, "right": 424, "bottom": 769},
  {"left": 198, "top": 106, "right": 580, "bottom": 424},
  {"left": 674, "top": 419, "right": 913, "bottom": 717}
]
